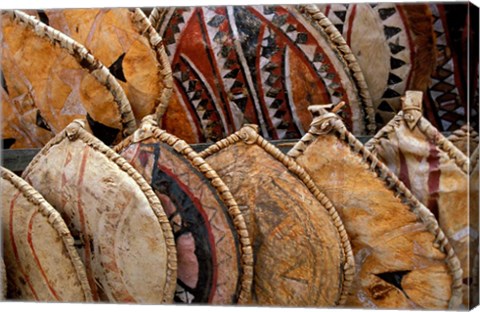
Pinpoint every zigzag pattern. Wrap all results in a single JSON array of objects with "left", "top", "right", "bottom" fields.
[
  {"left": 161, "top": 8, "right": 194, "bottom": 61},
  {"left": 428, "top": 4, "right": 465, "bottom": 131},
  {"left": 172, "top": 56, "right": 225, "bottom": 141}
]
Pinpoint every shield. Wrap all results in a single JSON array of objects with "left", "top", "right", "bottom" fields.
[
  {"left": 365, "top": 90, "right": 471, "bottom": 307},
  {"left": 113, "top": 117, "right": 253, "bottom": 304},
  {"left": 198, "top": 125, "right": 354, "bottom": 306},
  {"left": 288, "top": 105, "right": 462, "bottom": 309},
  {"left": 0, "top": 10, "right": 136, "bottom": 148},
  {"left": 150, "top": 4, "right": 374, "bottom": 143},
  {"left": 1, "top": 166, "right": 92, "bottom": 302},
  {"left": 35, "top": 8, "right": 172, "bottom": 124},
  {"left": 318, "top": 3, "right": 469, "bottom": 132},
  {"left": 22, "top": 120, "right": 177, "bottom": 303}
]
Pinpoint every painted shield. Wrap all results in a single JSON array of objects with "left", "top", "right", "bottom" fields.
[
  {"left": 288, "top": 107, "right": 462, "bottom": 309},
  {"left": 113, "top": 119, "right": 253, "bottom": 304},
  {"left": 365, "top": 91, "right": 471, "bottom": 308},
  {"left": 0, "top": 10, "right": 136, "bottom": 149},
  {"left": 1, "top": 166, "right": 92, "bottom": 302},
  {"left": 151, "top": 5, "right": 374, "bottom": 143},
  {"left": 318, "top": 3, "right": 435, "bottom": 126},
  {"left": 22, "top": 120, "right": 177, "bottom": 303},
  {"left": 198, "top": 125, "right": 354, "bottom": 306},
  {"left": 319, "top": 3, "right": 471, "bottom": 132},
  {"left": 38, "top": 8, "right": 172, "bottom": 123}
]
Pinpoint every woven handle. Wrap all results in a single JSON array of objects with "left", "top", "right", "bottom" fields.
[{"left": 8, "top": 10, "right": 138, "bottom": 138}]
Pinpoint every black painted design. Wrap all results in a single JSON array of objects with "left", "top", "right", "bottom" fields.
[
  {"left": 149, "top": 145, "right": 214, "bottom": 303},
  {"left": 378, "top": 101, "right": 395, "bottom": 112},
  {"left": 333, "top": 10, "right": 347, "bottom": 22},
  {"left": 85, "top": 113, "right": 119, "bottom": 146},
  {"left": 37, "top": 10, "right": 49, "bottom": 25},
  {"left": 390, "top": 57, "right": 406, "bottom": 70},
  {"left": 389, "top": 42, "right": 405, "bottom": 55},
  {"left": 378, "top": 8, "right": 396, "bottom": 21},
  {"left": 382, "top": 88, "right": 401, "bottom": 99},
  {"left": 1, "top": 70, "right": 8, "bottom": 95},
  {"left": 36, "top": 110, "right": 51, "bottom": 131},
  {"left": 387, "top": 73, "right": 402, "bottom": 85},
  {"left": 384, "top": 25, "right": 402, "bottom": 39},
  {"left": 2, "top": 138, "right": 16, "bottom": 149},
  {"left": 108, "top": 53, "right": 127, "bottom": 83},
  {"left": 376, "top": 270, "right": 411, "bottom": 291}
]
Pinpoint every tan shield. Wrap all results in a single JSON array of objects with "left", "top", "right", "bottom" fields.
[
  {"left": 37, "top": 8, "right": 172, "bottom": 124},
  {"left": 197, "top": 125, "right": 354, "bottom": 306},
  {"left": 365, "top": 91, "right": 471, "bottom": 308},
  {"left": 1, "top": 166, "right": 92, "bottom": 302},
  {"left": 1, "top": 10, "right": 136, "bottom": 149},
  {"left": 113, "top": 117, "right": 253, "bottom": 304},
  {"left": 22, "top": 120, "right": 177, "bottom": 303},
  {"left": 288, "top": 106, "right": 462, "bottom": 309}
]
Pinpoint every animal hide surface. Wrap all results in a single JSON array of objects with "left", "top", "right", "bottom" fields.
[
  {"left": 288, "top": 108, "right": 462, "bottom": 309},
  {"left": 1, "top": 166, "right": 92, "bottom": 302},
  {"left": 365, "top": 92, "right": 471, "bottom": 307},
  {"left": 1, "top": 10, "right": 135, "bottom": 148},
  {"left": 40, "top": 8, "right": 170, "bottom": 123},
  {"left": 151, "top": 5, "right": 374, "bottom": 143},
  {"left": 114, "top": 119, "right": 253, "bottom": 304},
  {"left": 22, "top": 120, "right": 177, "bottom": 303},
  {"left": 199, "top": 125, "right": 354, "bottom": 307}
]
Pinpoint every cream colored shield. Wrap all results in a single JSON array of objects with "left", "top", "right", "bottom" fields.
[
  {"left": 22, "top": 120, "right": 177, "bottom": 303},
  {"left": 1, "top": 166, "right": 92, "bottom": 302}
]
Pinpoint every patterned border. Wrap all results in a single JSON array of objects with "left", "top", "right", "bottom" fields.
[
  {"left": 198, "top": 124, "right": 355, "bottom": 306},
  {"left": 1, "top": 166, "right": 93, "bottom": 302},
  {"left": 113, "top": 116, "right": 254, "bottom": 304},
  {"left": 22, "top": 120, "right": 178, "bottom": 303},
  {"left": 132, "top": 9, "right": 173, "bottom": 124},
  {"left": 365, "top": 111, "right": 470, "bottom": 175},
  {"left": 298, "top": 4, "right": 376, "bottom": 134},
  {"left": 4, "top": 10, "right": 138, "bottom": 138},
  {"left": 287, "top": 111, "right": 463, "bottom": 308}
]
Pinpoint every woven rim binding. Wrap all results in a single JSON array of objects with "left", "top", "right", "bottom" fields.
[
  {"left": 113, "top": 117, "right": 254, "bottom": 303},
  {"left": 298, "top": 4, "right": 376, "bottom": 134},
  {"left": 132, "top": 9, "right": 173, "bottom": 125},
  {"left": 1, "top": 166, "right": 93, "bottom": 302},
  {"left": 5, "top": 10, "right": 138, "bottom": 138},
  {"left": 22, "top": 120, "right": 178, "bottom": 303},
  {"left": 287, "top": 112, "right": 463, "bottom": 309},
  {"left": 198, "top": 125, "right": 355, "bottom": 306},
  {"left": 148, "top": 8, "right": 168, "bottom": 35},
  {"left": 365, "top": 111, "right": 470, "bottom": 174}
]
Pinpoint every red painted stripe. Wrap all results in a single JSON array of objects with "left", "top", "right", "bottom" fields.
[
  {"left": 398, "top": 150, "right": 411, "bottom": 189},
  {"left": 157, "top": 163, "right": 218, "bottom": 302},
  {"left": 324, "top": 5, "right": 331, "bottom": 17},
  {"left": 27, "top": 211, "right": 61, "bottom": 301},
  {"left": 426, "top": 142, "right": 441, "bottom": 218},
  {"left": 9, "top": 190, "right": 39, "bottom": 300},
  {"left": 345, "top": 5, "right": 357, "bottom": 46},
  {"left": 76, "top": 146, "right": 99, "bottom": 301}
]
